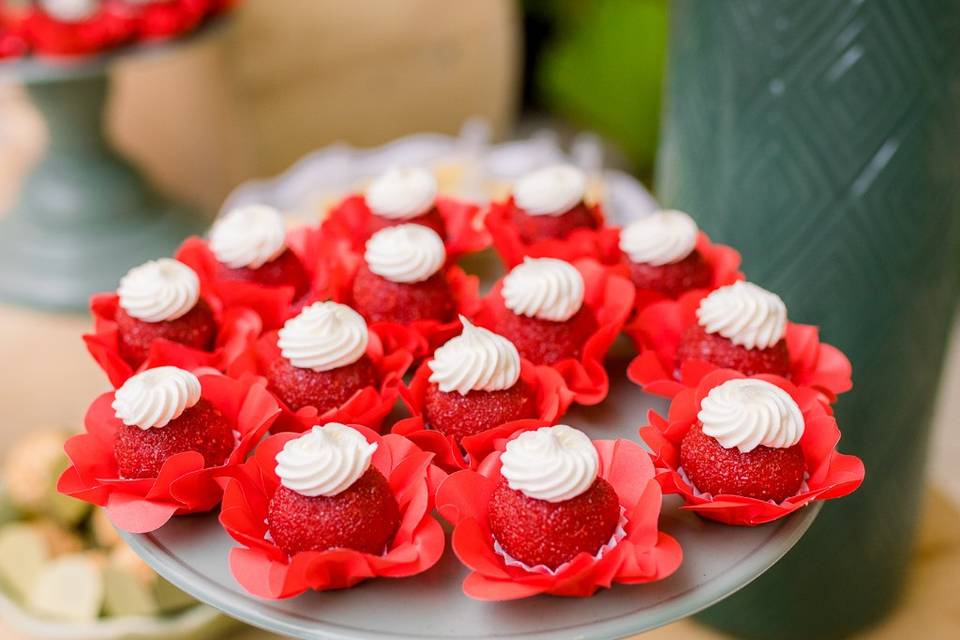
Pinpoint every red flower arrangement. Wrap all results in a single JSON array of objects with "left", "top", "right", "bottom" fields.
[
  {"left": 391, "top": 360, "right": 574, "bottom": 471},
  {"left": 639, "top": 369, "right": 865, "bottom": 526},
  {"left": 324, "top": 239, "right": 481, "bottom": 359},
  {"left": 219, "top": 427, "right": 447, "bottom": 598},
  {"left": 615, "top": 231, "right": 744, "bottom": 312},
  {"left": 436, "top": 433, "right": 682, "bottom": 599},
  {"left": 485, "top": 197, "right": 621, "bottom": 268},
  {"left": 472, "top": 258, "right": 634, "bottom": 405},
  {"left": 83, "top": 290, "right": 262, "bottom": 389},
  {"left": 231, "top": 326, "right": 414, "bottom": 434},
  {"left": 625, "top": 289, "right": 853, "bottom": 404},
  {"left": 322, "top": 193, "right": 490, "bottom": 260},
  {"left": 57, "top": 373, "right": 280, "bottom": 533}
]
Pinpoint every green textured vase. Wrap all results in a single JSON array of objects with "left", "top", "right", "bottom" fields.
[
  {"left": 0, "top": 68, "right": 204, "bottom": 311},
  {"left": 658, "top": 1, "right": 960, "bottom": 638}
]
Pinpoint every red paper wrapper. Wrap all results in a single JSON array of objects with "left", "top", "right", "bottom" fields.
[
  {"left": 21, "top": 3, "right": 136, "bottom": 57},
  {"left": 83, "top": 290, "right": 262, "bottom": 389},
  {"left": 436, "top": 433, "right": 682, "bottom": 599},
  {"left": 219, "top": 427, "right": 447, "bottom": 598},
  {"left": 131, "top": 0, "right": 209, "bottom": 41},
  {"left": 325, "top": 240, "right": 481, "bottom": 360},
  {"left": 0, "top": 23, "right": 27, "bottom": 59},
  {"left": 485, "top": 197, "right": 621, "bottom": 268},
  {"left": 57, "top": 373, "right": 281, "bottom": 533},
  {"left": 176, "top": 235, "right": 308, "bottom": 331},
  {"left": 614, "top": 232, "right": 744, "bottom": 312},
  {"left": 322, "top": 193, "right": 490, "bottom": 260},
  {"left": 639, "top": 369, "right": 865, "bottom": 526},
  {"left": 625, "top": 289, "right": 853, "bottom": 405},
  {"left": 391, "top": 360, "right": 574, "bottom": 471},
  {"left": 472, "top": 258, "right": 634, "bottom": 405},
  {"left": 231, "top": 326, "right": 414, "bottom": 434}
]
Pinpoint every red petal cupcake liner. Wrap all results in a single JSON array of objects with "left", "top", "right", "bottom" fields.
[
  {"left": 176, "top": 235, "right": 304, "bottom": 331},
  {"left": 613, "top": 232, "right": 744, "bottom": 312},
  {"left": 484, "top": 198, "right": 622, "bottom": 268},
  {"left": 57, "top": 373, "right": 281, "bottom": 533},
  {"left": 219, "top": 427, "right": 447, "bottom": 598},
  {"left": 436, "top": 433, "right": 683, "bottom": 599},
  {"left": 20, "top": 3, "right": 136, "bottom": 57},
  {"left": 231, "top": 327, "right": 414, "bottom": 434},
  {"left": 639, "top": 369, "right": 865, "bottom": 526},
  {"left": 322, "top": 194, "right": 490, "bottom": 260},
  {"left": 324, "top": 240, "right": 481, "bottom": 360},
  {"left": 625, "top": 289, "right": 853, "bottom": 405},
  {"left": 391, "top": 360, "right": 574, "bottom": 471},
  {"left": 473, "top": 258, "right": 634, "bottom": 405},
  {"left": 83, "top": 292, "right": 262, "bottom": 389},
  {"left": 131, "top": 0, "right": 209, "bottom": 41}
]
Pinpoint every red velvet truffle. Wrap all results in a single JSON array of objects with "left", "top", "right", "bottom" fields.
[
  {"left": 511, "top": 203, "right": 599, "bottom": 244},
  {"left": 493, "top": 306, "right": 598, "bottom": 365},
  {"left": 626, "top": 250, "right": 713, "bottom": 299},
  {"left": 351, "top": 264, "right": 455, "bottom": 324},
  {"left": 115, "top": 299, "right": 217, "bottom": 367},
  {"left": 675, "top": 324, "right": 791, "bottom": 377},
  {"left": 216, "top": 248, "right": 311, "bottom": 297},
  {"left": 488, "top": 477, "right": 620, "bottom": 570},
  {"left": 679, "top": 422, "right": 805, "bottom": 503},
  {"left": 114, "top": 399, "right": 234, "bottom": 479},
  {"left": 267, "top": 467, "right": 401, "bottom": 556},
  {"left": 423, "top": 380, "right": 536, "bottom": 443},
  {"left": 265, "top": 354, "right": 379, "bottom": 414},
  {"left": 366, "top": 207, "right": 447, "bottom": 239}
]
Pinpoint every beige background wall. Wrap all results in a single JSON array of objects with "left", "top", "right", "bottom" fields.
[{"left": 108, "top": 0, "right": 519, "bottom": 213}]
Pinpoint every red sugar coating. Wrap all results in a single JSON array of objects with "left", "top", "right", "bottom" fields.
[
  {"left": 675, "top": 323, "right": 791, "bottom": 377},
  {"left": 115, "top": 298, "right": 217, "bottom": 368},
  {"left": 265, "top": 353, "right": 379, "bottom": 413},
  {"left": 423, "top": 380, "right": 536, "bottom": 443},
  {"left": 680, "top": 422, "right": 805, "bottom": 503},
  {"left": 510, "top": 202, "right": 600, "bottom": 243},
  {"left": 493, "top": 306, "right": 598, "bottom": 365},
  {"left": 351, "top": 263, "right": 456, "bottom": 324},
  {"left": 366, "top": 207, "right": 447, "bottom": 239},
  {"left": 114, "top": 399, "right": 234, "bottom": 479},
  {"left": 216, "top": 248, "right": 311, "bottom": 297},
  {"left": 626, "top": 250, "right": 713, "bottom": 299},
  {"left": 267, "top": 467, "right": 401, "bottom": 556},
  {"left": 488, "top": 476, "right": 620, "bottom": 570}
]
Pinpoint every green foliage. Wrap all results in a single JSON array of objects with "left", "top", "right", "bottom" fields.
[{"left": 535, "top": 0, "right": 667, "bottom": 171}]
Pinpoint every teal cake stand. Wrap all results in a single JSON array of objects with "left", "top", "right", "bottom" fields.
[{"left": 0, "top": 33, "right": 217, "bottom": 311}]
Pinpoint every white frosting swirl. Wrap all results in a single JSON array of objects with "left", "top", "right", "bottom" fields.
[
  {"left": 117, "top": 258, "right": 201, "bottom": 323},
  {"left": 428, "top": 316, "right": 521, "bottom": 395},
  {"left": 277, "top": 302, "right": 368, "bottom": 372},
  {"left": 697, "top": 281, "right": 788, "bottom": 350},
  {"left": 111, "top": 366, "right": 202, "bottom": 430},
  {"left": 209, "top": 204, "right": 287, "bottom": 269},
  {"left": 365, "top": 167, "right": 438, "bottom": 220},
  {"left": 697, "top": 378, "right": 805, "bottom": 453},
  {"left": 41, "top": 0, "right": 98, "bottom": 23},
  {"left": 513, "top": 164, "right": 586, "bottom": 216},
  {"left": 364, "top": 224, "right": 446, "bottom": 283},
  {"left": 619, "top": 210, "right": 699, "bottom": 266},
  {"left": 275, "top": 423, "right": 378, "bottom": 497},
  {"left": 500, "top": 425, "right": 599, "bottom": 503},
  {"left": 502, "top": 257, "right": 584, "bottom": 322}
]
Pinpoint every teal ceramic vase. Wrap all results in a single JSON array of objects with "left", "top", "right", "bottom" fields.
[
  {"left": 658, "top": 0, "right": 960, "bottom": 637},
  {"left": 0, "top": 68, "right": 203, "bottom": 310}
]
